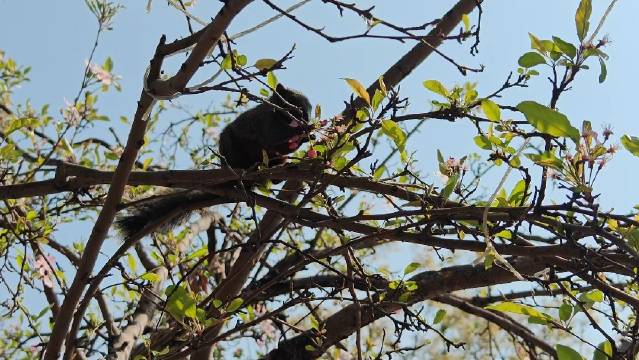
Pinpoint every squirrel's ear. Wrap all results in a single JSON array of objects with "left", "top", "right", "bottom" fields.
[{"left": 275, "top": 83, "right": 286, "bottom": 94}]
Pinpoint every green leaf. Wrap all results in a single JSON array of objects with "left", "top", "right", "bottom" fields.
[
  {"left": 575, "top": 0, "right": 592, "bottom": 41},
  {"left": 388, "top": 280, "right": 400, "bottom": 290},
  {"left": 558, "top": 303, "right": 573, "bottom": 321},
  {"left": 403, "top": 262, "right": 421, "bottom": 275},
  {"left": 518, "top": 52, "right": 546, "bottom": 68},
  {"left": 380, "top": 119, "right": 406, "bottom": 151},
  {"left": 423, "top": 80, "right": 449, "bottom": 97},
  {"left": 226, "top": 297, "right": 244, "bottom": 313},
  {"left": 373, "top": 165, "right": 386, "bottom": 181},
  {"left": 371, "top": 89, "right": 384, "bottom": 111},
  {"left": 621, "top": 135, "right": 639, "bottom": 157},
  {"left": 378, "top": 76, "right": 387, "bottom": 95},
  {"left": 517, "top": 101, "right": 580, "bottom": 144},
  {"left": 593, "top": 341, "right": 613, "bottom": 360},
  {"left": 508, "top": 179, "right": 528, "bottom": 205},
  {"left": 165, "top": 285, "right": 197, "bottom": 320},
  {"left": 462, "top": 13, "right": 471, "bottom": 31},
  {"left": 433, "top": 309, "right": 446, "bottom": 324},
  {"left": 103, "top": 57, "right": 113, "bottom": 72},
  {"left": 127, "top": 253, "right": 137, "bottom": 274},
  {"left": 185, "top": 246, "right": 208, "bottom": 261},
  {"left": 26, "top": 210, "right": 38, "bottom": 221},
  {"left": 236, "top": 54, "right": 247, "bottom": 66},
  {"left": 579, "top": 289, "right": 604, "bottom": 303},
  {"left": 0, "top": 144, "right": 20, "bottom": 162},
  {"left": 398, "top": 291, "right": 411, "bottom": 303},
  {"left": 525, "top": 150, "right": 563, "bottom": 170},
  {"left": 221, "top": 55, "right": 233, "bottom": 70},
  {"left": 254, "top": 58, "right": 278, "bottom": 71},
  {"left": 528, "top": 316, "right": 550, "bottom": 325},
  {"left": 556, "top": 344, "right": 584, "bottom": 360},
  {"left": 344, "top": 78, "right": 370, "bottom": 106},
  {"left": 333, "top": 157, "right": 347, "bottom": 170},
  {"left": 141, "top": 272, "right": 161, "bottom": 282},
  {"left": 486, "top": 302, "right": 546, "bottom": 319},
  {"left": 529, "top": 33, "right": 546, "bottom": 53},
  {"left": 474, "top": 135, "right": 492, "bottom": 150},
  {"left": 553, "top": 36, "right": 577, "bottom": 58},
  {"left": 598, "top": 57, "right": 607, "bottom": 83},
  {"left": 484, "top": 251, "right": 495, "bottom": 270},
  {"left": 541, "top": 39, "right": 559, "bottom": 53},
  {"left": 267, "top": 71, "right": 278, "bottom": 90},
  {"left": 310, "top": 316, "right": 320, "bottom": 330},
  {"left": 549, "top": 50, "right": 562, "bottom": 62},
  {"left": 481, "top": 99, "right": 501, "bottom": 121},
  {"left": 441, "top": 174, "right": 459, "bottom": 200}
]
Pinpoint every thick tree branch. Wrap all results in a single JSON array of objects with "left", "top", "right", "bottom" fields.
[
  {"left": 44, "top": 1, "right": 255, "bottom": 359},
  {"left": 264, "top": 255, "right": 550, "bottom": 359},
  {"left": 107, "top": 268, "right": 168, "bottom": 360}
]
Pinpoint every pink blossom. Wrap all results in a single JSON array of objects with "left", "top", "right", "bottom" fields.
[
  {"left": 35, "top": 254, "right": 55, "bottom": 288},
  {"left": 260, "top": 320, "right": 277, "bottom": 339},
  {"left": 338, "top": 351, "right": 353, "bottom": 360},
  {"left": 205, "top": 127, "right": 220, "bottom": 141},
  {"left": 597, "top": 158, "right": 607, "bottom": 170},
  {"left": 545, "top": 169, "right": 560, "bottom": 180},
  {"left": 436, "top": 171, "right": 449, "bottom": 184},
  {"left": 306, "top": 148, "right": 318, "bottom": 159},
  {"left": 288, "top": 135, "right": 300, "bottom": 143},
  {"left": 86, "top": 60, "right": 113, "bottom": 86},
  {"left": 63, "top": 100, "right": 82, "bottom": 125},
  {"left": 445, "top": 157, "right": 467, "bottom": 172},
  {"left": 335, "top": 125, "right": 347, "bottom": 134},
  {"left": 460, "top": 160, "right": 469, "bottom": 171},
  {"left": 582, "top": 129, "right": 600, "bottom": 144},
  {"left": 602, "top": 125, "right": 613, "bottom": 141},
  {"left": 446, "top": 157, "right": 460, "bottom": 169},
  {"left": 288, "top": 135, "right": 301, "bottom": 150}
]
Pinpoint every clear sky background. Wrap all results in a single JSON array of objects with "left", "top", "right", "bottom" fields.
[{"left": 1, "top": 0, "right": 639, "bottom": 356}]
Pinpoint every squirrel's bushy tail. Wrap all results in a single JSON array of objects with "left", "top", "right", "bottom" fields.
[{"left": 115, "top": 190, "right": 222, "bottom": 240}]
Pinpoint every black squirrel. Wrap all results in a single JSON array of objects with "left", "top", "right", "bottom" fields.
[{"left": 115, "top": 84, "right": 312, "bottom": 239}]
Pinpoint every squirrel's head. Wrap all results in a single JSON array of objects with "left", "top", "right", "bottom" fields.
[{"left": 271, "top": 83, "right": 312, "bottom": 123}]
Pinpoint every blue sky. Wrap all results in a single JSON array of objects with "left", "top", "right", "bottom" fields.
[{"left": 2, "top": 0, "right": 639, "bottom": 211}]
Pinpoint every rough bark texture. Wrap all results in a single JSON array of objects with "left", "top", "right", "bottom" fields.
[{"left": 264, "top": 256, "right": 551, "bottom": 359}]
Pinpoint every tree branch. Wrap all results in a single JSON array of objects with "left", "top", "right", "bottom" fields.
[
  {"left": 44, "top": 1, "right": 255, "bottom": 358},
  {"left": 264, "top": 255, "right": 550, "bottom": 359}
]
